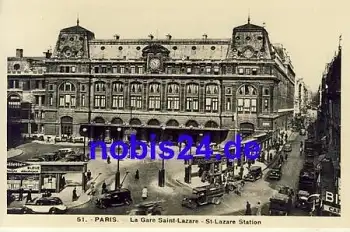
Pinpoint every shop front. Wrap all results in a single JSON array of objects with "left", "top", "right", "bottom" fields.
[
  {"left": 7, "top": 160, "right": 41, "bottom": 193},
  {"left": 7, "top": 160, "right": 87, "bottom": 193}
]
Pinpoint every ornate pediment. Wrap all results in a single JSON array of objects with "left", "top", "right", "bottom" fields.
[{"left": 142, "top": 43, "right": 170, "bottom": 57}]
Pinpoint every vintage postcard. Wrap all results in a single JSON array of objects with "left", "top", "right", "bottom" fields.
[{"left": 1, "top": 0, "right": 348, "bottom": 228}]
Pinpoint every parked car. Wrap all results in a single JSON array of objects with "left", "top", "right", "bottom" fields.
[
  {"left": 22, "top": 197, "right": 67, "bottom": 214},
  {"left": 268, "top": 165, "right": 282, "bottom": 180},
  {"left": 181, "top": 185, "right": 225, "bottom": 209},
  {"left": 41, "top": 152, "right": 61, "bottom": 161},
  {"left": 269, "top": 193, "right": 292, "bottom": 216},
  {"left": 95, "top": 189, "right": 132, "bottom": 208},
  {"left": 128, "top": 201, "right": 164, "bottom": 215},
  {"left": 283, "top": 143, "right": 293, "bottom": 152},
  {"left": 243, "top": 166, "right": 263, "bottom": 182}
]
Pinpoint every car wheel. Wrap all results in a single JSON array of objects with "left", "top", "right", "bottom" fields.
[
  {"left": 228, "top": 185, "right": 234, "bottom": 191},
  {"left": 49, "top": 208, "right": 57, "bottom": 214}
]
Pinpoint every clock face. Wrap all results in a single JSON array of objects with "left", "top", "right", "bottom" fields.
[{"left": 149, "top": 58, "right": 161, "bottom": 70}]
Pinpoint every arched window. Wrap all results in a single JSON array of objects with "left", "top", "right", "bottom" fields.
[
  {"left": 148, "top": 82, "right": 161, "bottom": 110},
  {"left": 186, "top": 83, "right": 199, "bottom": 112},
  {"left": 58, "top": 81, "right": 76, "bottom": 108},
  {"left": 205, "top": 84, "right": 219, "bottom": 112},
  {"left": 167, "top": 83, "right": 180, "bottom": 111},
  {"left": 237, "top": 84, "right": 257, "bottom": 114},
  {"left": 94, "top": 81, "right": 106, "bottom": 109},
  {"left": 61, "top": 116, "right": 73, "bottom": 136},
  {"left": 130, "top": 82, "right": 142, "bottom": 109},
  {"left": 112, "top": 81, "right": 124, "bottom": 109}
]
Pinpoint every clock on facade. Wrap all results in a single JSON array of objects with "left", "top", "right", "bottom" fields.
[{"left": 149, "top": 58, "right": 161, "bottom": 70}]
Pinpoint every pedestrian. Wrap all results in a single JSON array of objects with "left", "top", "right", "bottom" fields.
[
  {"left": 285, "top": 152, "right": 288, "bottom": 160},
  {"left": 135, "top": 169, "right": 139, "bottom": 180},
  {"left": 102, "top": 182, "right": 107, "bottom": 194},
  {"left": 256, "top": 201, "right": 262, "bottom": 216},
  {"left": 61, "top": 176, "right": 66, "bottom": 189},
  {"left": 107, "top": 156, "right": 111, "bottom": 164},
  {"left": 72, "top": 187, "right": 78, "bottom": 201},
  {"left": 142, "top": 186, "right": 148, "bottom": 200},
  {"left": 26, "top": 189, "right": 32, "bottom": 203},
  {"left": 87, "top": 170, "right": 91, "bottom": 180},
  {"left": 18, "top": 187, "right": 23, "bottom": 201},
  {"left": 90, "top": 183, "right": 95, "bottom": 196},
  {"left": 245, "top": 201, "right": 252, "bottom": 215}
]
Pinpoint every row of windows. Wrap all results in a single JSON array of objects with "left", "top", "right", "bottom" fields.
[
  {"left": 8, "top": 80, "right": 45, "bottom": 90},
  {"left": 53, "top": 94, "right": 270, "bottom": 113},
  {"left": 98, "top": 45, "right": 220, "bottom": 51},
  {"left": 54, "top": 64, "right": 269, "bottom": 76},
  {"left": 57, "top": 82, "right": 270, "bottom": 96}
]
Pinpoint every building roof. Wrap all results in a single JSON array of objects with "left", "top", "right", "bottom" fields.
[
  {"left": 233, "top": 23, "right": 265, "bottom": 32},
  {"left": 60, "top": 25, "right": 94, "bottom": 37}
]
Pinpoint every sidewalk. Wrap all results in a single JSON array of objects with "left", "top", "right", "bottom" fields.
[{"left": 7, "top": 149, "right": 23, "bottom": 159}]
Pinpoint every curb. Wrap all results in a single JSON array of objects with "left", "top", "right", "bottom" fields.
[{"left": 67, "top": 198, "right": 92, "bottom": 209}]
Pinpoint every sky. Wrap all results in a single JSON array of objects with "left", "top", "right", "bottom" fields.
[{"left": 1, "top": 0, "right": 348, "bottom": 92}]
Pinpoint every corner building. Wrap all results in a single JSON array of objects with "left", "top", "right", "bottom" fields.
[{"left": 7, "top": 19, "right": 295, "bottom": 145}]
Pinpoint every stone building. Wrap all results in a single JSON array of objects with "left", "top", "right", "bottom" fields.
[{"left": 7, "top": 18, "right": 295, "bottom": 146}]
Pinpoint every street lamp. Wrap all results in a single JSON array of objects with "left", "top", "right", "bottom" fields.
[
  {"left": 115, "top": 128, "right": 122, "bottom": 190},
  {"left": 158, "top": 125, "right": 166, "bottom": 187},
  {"left": 82, "top": 127, "right": 88, "bottom": 161}
]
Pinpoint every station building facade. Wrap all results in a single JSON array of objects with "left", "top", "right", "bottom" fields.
[{"left": 7, "top": 19, "right": 295, "bottom": 146}]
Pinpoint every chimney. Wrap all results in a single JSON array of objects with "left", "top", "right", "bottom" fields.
[
  {"left": 202, "top": 34, "right": 208, "bottom": 40},
  {"left": 113, "top": 34, "right": 120, "bottom": 40},
  {"left": 148, "top": 34, "right": 154, "bottom": 40},
  {"left": 43, "top": 49, "right": 52, "bottom": 59},
  {"left": 16, "top": 49, "right": 23, "bottom": 58},
  {"left": 166, "top": 34, "right": 172, "bottom": 40}
]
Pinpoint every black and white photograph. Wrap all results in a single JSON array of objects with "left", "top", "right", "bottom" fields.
[{"left": 3, "top": 0, "right": 345, "bottom": 227}]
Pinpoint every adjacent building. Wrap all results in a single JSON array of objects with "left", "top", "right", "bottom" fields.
[
  {"left": 294, "top": 77, "right": 311, "bottom": 117},
  {"left": 7, "top": 18, "right": 296, "bottom": 148},
  {"left": 315, "top": 41, "right": 341, "bottom": 216}
]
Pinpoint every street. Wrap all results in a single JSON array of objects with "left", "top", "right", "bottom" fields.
[{"left": 10, "top": 133, "right": 309, "bottom": 216}]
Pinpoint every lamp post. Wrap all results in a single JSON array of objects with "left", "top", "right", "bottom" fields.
[
  {"left": 82, "top": 127, "right": 88, "bottom": 161},
  {"left": 158, "top": 125, "right": 166, "bottom": 187},
  {"left": 115, "top": 127, "right": 122, "bottom": 190}
]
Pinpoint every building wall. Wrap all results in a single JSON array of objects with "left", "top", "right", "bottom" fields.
[{"left": 7, "top": 21, "right": 296, "bottom": 143}]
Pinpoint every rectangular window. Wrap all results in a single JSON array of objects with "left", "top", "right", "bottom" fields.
[
  {"left": 238, "top": 68, "right": 244, "bottom": 75},
  {"left": 71, "top": 66, "right": 76, "bottom": 73},
  {"left": 35, "top": 96, "right": 40, "bottom": 104},
  {"left": 60, "top": 67, "right": 65, "bottom": 73},
  {"left": 214, "top": 67, "right": 220, "bottom": 74},
  {"left": 131, "top": 66, "right": 135, "bottom": 74},
  {"left": 71, "top": 96, "right": 76, "bottom": 107},
  {"left": 187, "top": 67, "right": 192, "bottom": 74},
  {"left": 112, "top": 67, "right": 117, "bottom": 73},
  {"left": 49, "top": 95, "right": 53, "bottom": 106},
  {"left": 148, "top": 96, "right": 161, "bottom": 110},
  {"left": 186, "top": 98, "right": 192, "bottom": 111},
  {"left": 167, "top": 97, "right": 180, "bottom": 110},
  {"left": 131, "top": 96, "right": 142, "bottom": 109},
  {"left": 167, "top": 67, "right": 172, "bottom": 74},
  {"left": 238, "top": 99, "right": 244, "bottom": 112},
  {"left": 245, "top": 68, "right": 251, "bottom": 75},
  {"left": 120, "top": 66, "right": 125, "bottom": 74},
  {"left": 212, "top": 98, "right": 218, "bottom": 112},
  {"left": 65, "top": 67, "right": 70, "bottom": 73},
  {"left": 94, "top": 67, "right": 99, "bottom": 73},
  {"left": 81, "top": 95, "right": 85, "bottom": 107},
  {"left": 138, "top": 66, "right": 143, "bottom": 74},
  {"left": 59, "top": 96, "right": 65, "bottom": 107},
  {"left": 94, "top": 95, "right": 100, "bottom": 108},
  {"left": 112, "top": 95, "right": 124, "bottom": 109},
  {"left": 49, "top": 84, "right": 53, "bottom": 91},
  {"left": 35, "top": 80, "right": 40, "bottom": 89},
  {"left": 101, "top": 67, "right": 107, "bottom": 73},
  {"left": 251, "top": 99, "right": 256, "bottom": 112},
  {"left": 252, "top": 68, "right": 257, "bottom": 75},
  {"left": 41, "top": 96, "right": 46, "bottom": 105},
  {"left": 206, "top": 67, "right": 211, "bottom": 74},
  {"left": 264, "top": 99, "right": 269, "bottom": 112},
  {"left": 226, "top": 97, "right": 231, "bottom": 111},
  {"left": 205, "top": 98, "right": 212, "bottom": 111}
]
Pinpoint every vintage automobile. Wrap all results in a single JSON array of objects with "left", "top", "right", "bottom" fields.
[
  {"left": 181, "top": 185, "right": 225, "bottom": 209},
  {"left": 95, "top": 188, "right": 132, "bottom": 208},
  {"left": 278, "top": 185, "right": 295, "bottom": 197},
  {"left": 128, "top": 201, "right": 163, "bottom": 215},
  {"left": 243, "top": 166, "right": 263, "bottom": 182},
  {"left": 41, "top": 152, "right": 62, "bottom": 161},
  {"left": 269, "top": 193, "right": 292, "bottom": 216},
  {"left": 295, "top": 190, "right": 311, "bottom": 209},
  {"left": 268, "top": 165, "right": 282, "bottom": 180},
  {"left": 7, "top": 190, "right": 16, "bottom": 206},
  {"left": 283, "top": 143, "right": 293, "bottom": 152},
  {"left": 22, "top": 197, "right": 67, "bottom": 214}
]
